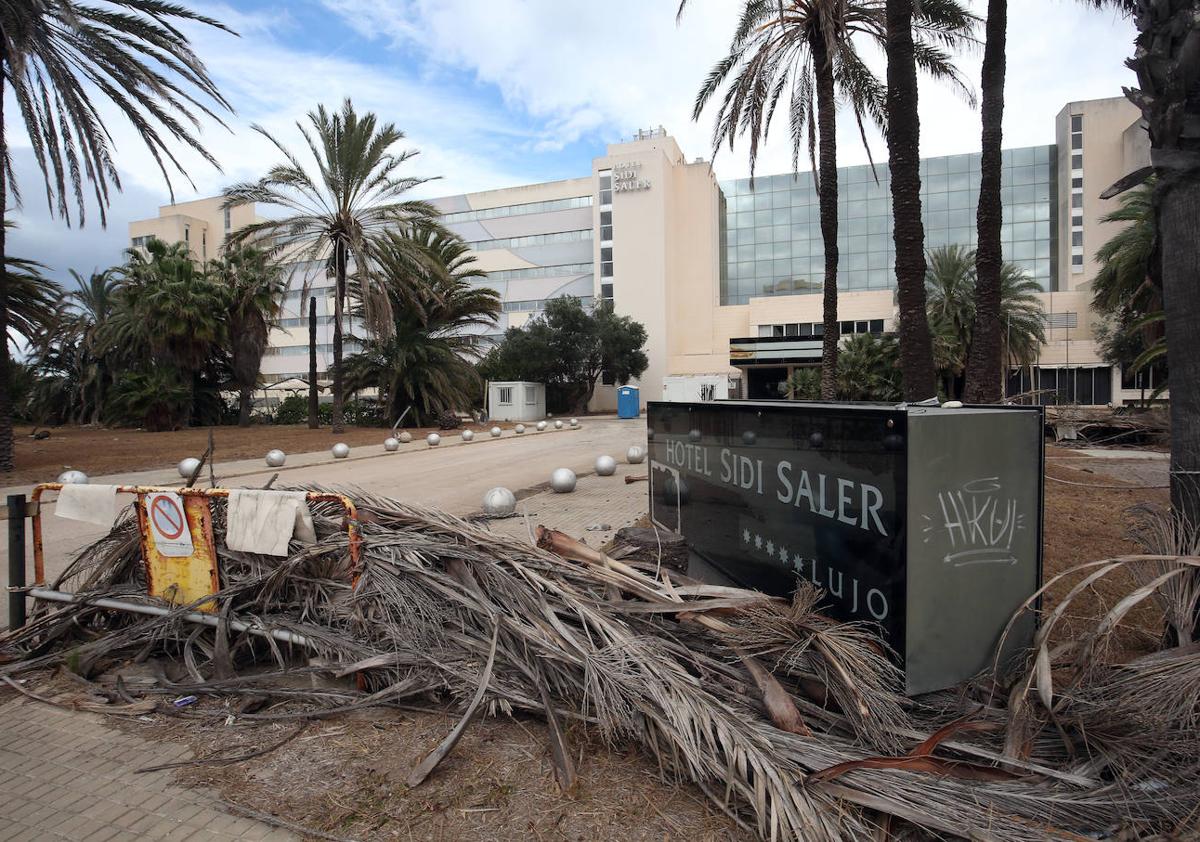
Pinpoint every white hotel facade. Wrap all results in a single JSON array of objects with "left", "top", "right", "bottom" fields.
[{"left": 129, "top": 95, "right": 1155, "bottom": 412}]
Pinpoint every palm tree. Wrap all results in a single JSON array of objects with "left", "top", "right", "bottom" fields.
[
  {"left": 208, "top": 246, "right": 284, "bottom": 426},
  {"left": 341, "top": 229, "right": 500, "bottom": 424},
  {"left": 923, "top": 244, "right": 1045, "bottom": 399},
  {"left": 836, "top": 332, "right": 903, "bottom": 401},
  {"left": 0, "top": 1, "right": 233, "bottom": 470},
  {"left": 68, "top": 268, "right": 121, "bottom": 424},
  {"left": 1093, "top": 182, "right": 1157, "bottom": 317},
  {"left": 962, "top": 0, "right": 1008, "bottom": 404},
  {"left": 1091, "top": 182, "right": 1162, "bottom": 395},
  {"left": 1078, "top": 0, "right": 1199, "bottom": 528},
  {"left": 4, "top": 239, "right": 57, "bottom": 346},
  {"left": 686, "top": 0, "right": 974, "bottom": 400},
  {"left": 112, "top": 238, "right": 228, "bottom": 425},
  {"left": 222, "top": 99, "right": 442, "bottom": 434},
  {"left": 884, "top": 0, "right": 978, "bottom": 401}
]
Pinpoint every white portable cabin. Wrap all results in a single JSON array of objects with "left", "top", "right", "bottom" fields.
[
  {"left": 487, "top": 381, "right": 546, "bottom": 422},
  {"left": 662, "top": 374, "right": 733, "bottom": 403}
]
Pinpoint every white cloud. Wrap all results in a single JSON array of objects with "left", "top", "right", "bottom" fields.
[{"left": 319, "top": 0, "right": 1138, "bottom": 178}]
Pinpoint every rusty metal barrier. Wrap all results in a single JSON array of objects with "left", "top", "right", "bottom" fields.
[{"left": 29, "top": 484, "right": 362, "bottom": 586}]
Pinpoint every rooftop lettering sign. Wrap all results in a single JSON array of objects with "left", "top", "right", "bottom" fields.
[{"left": 613, "top": 161, "right": 651, "bottom": 192}]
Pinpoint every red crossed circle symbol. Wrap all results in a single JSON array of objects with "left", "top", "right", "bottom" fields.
[{"left": 150, "top": 495, "right": 186, "bottom": 540}]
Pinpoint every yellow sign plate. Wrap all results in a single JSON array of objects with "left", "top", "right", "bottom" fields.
[{"left": 137, "top": 495, "right": 220, "bottom": 612}]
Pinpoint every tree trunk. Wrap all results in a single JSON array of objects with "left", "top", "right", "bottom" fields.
[
  {"left": 331, "top": 244, "right": 346, "bottom": 434},
  {"left": 812, "top": 30, "right": 840, "bottom": 400},
  {"left": 0, "top": 54, "right": 12, "bottom": 472},
  {"left": 963, "top": 0, "right": 1007, "bottom": 404},
  {"left": 885, "top": 0, "right": 937, "bottom": 402},
  {"left": 1159, "top": 171, "right": 1200, "bottom": 527},
  {"left": 238, "top": 387, "right": 252, "bottom": 427},
  {"left": 308, "top": 295, "right": 319, "bottom": 429}
]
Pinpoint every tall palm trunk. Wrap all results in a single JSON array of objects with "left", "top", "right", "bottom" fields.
[
  {"left": 308, "top": 295, "right": 319, "bottom": 429},
  {"left": 963, "top": 0, "right": 1007, "bottom": 404},
  {"left": 812, "top": 29, "right": 840, "bottom": 400},
  {"left": 238, "top": 387, "right": 253, "bottom": 427},
  {"left": 0, "top": 53, "right": 12, "bottom": 472},
  {"left": 331, "top": 241, "right": 346, "bottom": 434},
  {"left": 885, "top": 0, "right": 937, "bottom": 401},
  {"left": 1160, "top": 174, "right": 1200, "bottom": 524}
]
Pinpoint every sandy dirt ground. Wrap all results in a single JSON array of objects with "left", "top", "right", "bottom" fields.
[{"left": 5, "top": 422, "right": 529, "bottom": 486}]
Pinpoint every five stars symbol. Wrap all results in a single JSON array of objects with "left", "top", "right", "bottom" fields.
[
  {"left": 778, "top": 544, "right": 789, "bottom": 563},
  {"left": 742, "top": 528, "right": 751, "bottom": 544},
  {"left": 765, "top": 539, "right": 775, "bottom": 555},
  {"left": 754, "top": 534, "right": 763, "bottom": 549}
]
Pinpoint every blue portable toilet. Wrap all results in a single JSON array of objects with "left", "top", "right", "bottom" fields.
[{"left": 617, "top": 385, "right": 640, "bottom": 418}]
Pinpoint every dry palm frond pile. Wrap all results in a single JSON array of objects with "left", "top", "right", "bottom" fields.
[{"left": 2, "top": 488, "right": 1198, "bottom": 841}]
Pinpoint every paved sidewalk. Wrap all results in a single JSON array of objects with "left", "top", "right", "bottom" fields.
[{"left": 0, "top": 697, "right": 294, "bottom": 841}]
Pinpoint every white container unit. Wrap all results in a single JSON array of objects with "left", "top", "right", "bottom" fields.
[
  {"left": 488, "top": 381, "right": 546, "bottom": 422},
  {"left": 662, "top": 374, "right": 732, "bottom": 403}
]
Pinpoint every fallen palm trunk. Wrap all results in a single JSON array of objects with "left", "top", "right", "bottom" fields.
[{"left": 1, "top": 488, "right": 1196, "bottom": 840}]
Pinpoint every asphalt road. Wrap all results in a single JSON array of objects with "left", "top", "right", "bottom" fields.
[{"left": 1, "top": 417, "right": 648, "bottom": 626}]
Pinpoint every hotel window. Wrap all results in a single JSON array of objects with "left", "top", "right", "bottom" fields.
[
  {"left": 224, "top": 207, "right": 231, "bottom": 230},
  {"left": 601, "top": 282, "right": 613, "bottom": 303},
  {"left": 600, "top": 211, "right": 612, "bottom": 242},
  {"left": 1072, "top": 231, "right": 1083, "bottom": 247},
  {"left": 201, "top": 230, "right": 207, "bottom": 260},
  {"left": 599, "top": 174, "right": 613, "bottom": 206},
  {"left": 498, "top": 386, "right": 513, "bottom": 405},
  {"left": 184, "top": 225, "right": 190, "bottom": 243},
  {"left": 1071, "top": 153, "right": 1082, "bottom": 170}
]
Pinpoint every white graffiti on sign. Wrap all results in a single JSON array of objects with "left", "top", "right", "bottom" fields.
[{"left": 921, "top": 477, "right": 1026, "bottom": 567}]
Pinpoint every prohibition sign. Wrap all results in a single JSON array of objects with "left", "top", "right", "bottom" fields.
[{"left": 150, "top": 495, "right": 186, "bottom": 540}]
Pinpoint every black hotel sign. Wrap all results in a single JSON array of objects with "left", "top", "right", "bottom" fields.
[{"left": 646, "top": 400, "right": 1044, "bottom": 695}]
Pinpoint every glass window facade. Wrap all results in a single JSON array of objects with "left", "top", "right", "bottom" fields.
[{"left": 718, "top": 145, "right": 1058, "bottom": 305}]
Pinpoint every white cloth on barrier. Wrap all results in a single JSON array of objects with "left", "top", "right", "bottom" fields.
[
  {"left": 225, "top": 489, "right": 316, "bottom": 557},
  {"left": 55, "top": 484, "right": 119, "bottom": 527}
]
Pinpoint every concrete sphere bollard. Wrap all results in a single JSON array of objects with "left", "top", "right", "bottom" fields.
[
  {"left": 398, "top": 431, "right": 413, "bottom": 444},
  {"left": 266, "top": 449, "right": 287, "bottom": 467},
  {"left": 536, "top": 420, "right": 548, "bottom": 431},
  {"left": 595, "top": 455, "right": 617, "bottom": 476},
  {"left": 57, "top": 469, "right": 89, "bottom": 485},
  {"left": 554, "top": 420, "right": 564, "bottom": 429},
  {"left": 626, "top": 445, "right": 646, "bottom": 464},
  {"left": 550, "top": 468, "right": 577, "bottom": 493},
  {"left": 570, "top": 418, "right": 579, "bottom": 427},
  {"left": 490, "top": 426, "right": 502, "bottom": 437},
  {"left": 426, "top": 433, "right": 441, "bottom": 447},
  {"left": 461, "top": 429, "right": 474, "bottom": 442},
  {"left": 178, "top": 457, "right": 201, "bottom": 478},
  {"left": 332, "top": 443, "right": 350, "bottom": 459},
  {"left": 482, "top": 487, "right": 517, "bottom": 517},
  {"left": 515, "top": 424, "right": 526, "bottom": 434},
  {"left": 383, "top": 437, "right": 400, "bottom": 452}
]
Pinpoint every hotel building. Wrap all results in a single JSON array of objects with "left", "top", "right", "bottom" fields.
[{"left": 129, "top": 95, "right": 1153, "bottom": 411}]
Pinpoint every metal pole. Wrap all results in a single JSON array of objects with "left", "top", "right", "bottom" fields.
[{"left": 7, "top": 494, "right": 26, "bottom": 630}]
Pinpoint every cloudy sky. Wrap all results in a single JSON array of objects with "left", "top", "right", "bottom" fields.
[{"left": 8, "top": 0, "right": 1137, "bottom": 285}]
